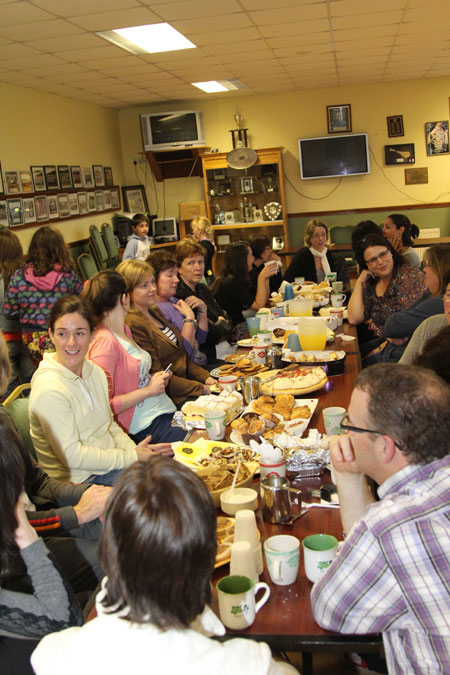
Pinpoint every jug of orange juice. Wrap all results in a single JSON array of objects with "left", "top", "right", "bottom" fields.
[{"left": 298, "top": 317, "right": 327, "bottom": 350}]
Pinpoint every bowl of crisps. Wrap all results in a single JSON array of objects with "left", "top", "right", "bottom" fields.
[{"left": 197, "top": 461, "right": 258, "bottom": 507}]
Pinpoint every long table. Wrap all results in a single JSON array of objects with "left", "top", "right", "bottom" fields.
[{"left": 208, "top": 325, "right": 382, "bottom": 674}]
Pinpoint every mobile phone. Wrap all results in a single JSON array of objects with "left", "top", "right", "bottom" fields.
[{"left": 164, "top": 363, "right": 173, "bottom": 373}]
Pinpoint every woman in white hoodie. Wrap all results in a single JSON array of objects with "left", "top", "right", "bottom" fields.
[{"left": 29, "top": 296, "right": 171, "bottom": 486}]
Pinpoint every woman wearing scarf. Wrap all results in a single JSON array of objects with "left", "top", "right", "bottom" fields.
[{"left": 283, "top": 219, "right": 349, "bottom": 288}]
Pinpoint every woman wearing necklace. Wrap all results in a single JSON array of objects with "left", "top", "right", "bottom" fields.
[{"left": 283, "top": 219, "right": 349, "bottom": 288}]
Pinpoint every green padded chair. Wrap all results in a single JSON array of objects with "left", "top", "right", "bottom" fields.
[
  {"left": 101, "top": 222, "right": 121, "bottom": 267},
  {"left": 4, "top": 384, "right": 36, "bottom": 460},
  {"left": 89, "top": 224, "right": 110, "bottom": 270},
  {"left": 329, "top": 224, "right": 355, "bottom": 244},
  {"left": 77, "top": 252, "right": 99, "bottom": 281}
]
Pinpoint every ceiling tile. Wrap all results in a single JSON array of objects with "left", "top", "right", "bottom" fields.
[
  {"left": 1, "top": 53, "right": 67, "bottom": 70},
  {"left": 0, "top": 43, "right": 40, "bottom": 60},
  {"left": 32, "top": 0, "right": 141, "bottom": 18},
  {"left": 0, "top": 19, "right": 84, "bottom": 42},
  {"left": 54, "top": 45, "right": 127, "bottom": 61},
  {"left": 82, "top": 55, "right": 145, "bottom": 69},
  {"left": 330, "top": 0, "right": 407, "bottom": 17},
  {"left": 24, "top": 33, "right": 106, "bottom": 52},
  {"left": 259, "top": 19, "right": 330, "bottom": 38},
  {"left": 240, "top": 0, "right": 321, "bottom": 9},
  {"left": 98, "top": 63, "right": 160, "bottom": 76},
  {"left": 331, "top": 10, "right": 403, "bottom": 30},
  {"left": 333, "top": 25, "right": 397, "bottom": 41},
  {"left": 192, "top": 27, "right": 261, "bottom": 46},
  {"left": 201, "top": 39, "right": 267, "bottom": 55},
  {"left": 155, "top": 0, "right": 242, "bottom": 21},
  {"left": 0, "top": 3, "right": 54, "bottom": 26},
  {"left": 70, "top": 7, "right": 162, "bottom": 32},
  {"left": 172, "top": 13, "right": 252, "bottom": 35},
  {"left": 248, "top": 4, "right": 327, "bottom": 24},
  {"left": 22, "top": 63, "right": 88, "bottom": 77}
]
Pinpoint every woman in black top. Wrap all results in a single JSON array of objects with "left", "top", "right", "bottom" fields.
[
  {"left": 212, "top": 241, "right": 278, "bottom": 341},
  {"left": 248, "top": 234, "right": 282, "bottom": 295}
]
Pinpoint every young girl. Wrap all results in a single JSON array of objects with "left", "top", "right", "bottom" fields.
[{"left": 191, "top": 216, "right": 215, "bottom": 285}]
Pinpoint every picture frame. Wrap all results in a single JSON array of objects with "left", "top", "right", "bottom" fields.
[
  {"left": 95, "top": 190, "right": 104, "bottom": 211},
  {"left": 103, "top": 166, "right": 114, "bottom": 187},
  {"left": 23, "top": 197, "right": 36, "bottom": 224},
  {"left": 92, "top": 165, "right": 105, "bottom": 187},
  {"left": 0, "top": 201, "right": 8, "bottom": 226},
  {"left": 0, "top": 163, "right": 4, "bottom": 195},
  {"left": 44, "top": 165, "right": 59, "bottom": 190},
  {"left": 387, "top": 115, "right": 404, "bottom": 138},
  {"left": 5, "top": 171, "right": 21, "bottom": 194},
  {"left": 88, "top": 192, "right": 96, "bottom": 212},
  {"left": 7, "top": 198, "right": 23, "bottom": 226},
  {"left": 103, "top": 190, "right": 112, "bottom": 209},
  {"left": 35, "top": 195, "right": 49, "bottom": 222},
  {"left": 110, "top": 188, "right": 120, "bottom": 210},
  {"left": 70, "top": 165, "right": 83, "bottom": 189},
  {"left": 82, "top": 167, "right": 94, "bottom": 189},
  {"left": 78, "top": 192, "right": 88, "bottom": 214},
  {"left": 405, "top": 167, "right": 428, "bottom": 185},
  {"left": 327, "top": 104, "right": 352, "bottom": 134},
  {"left": 69, "top": 193, "right": 79, "bottom": 215},
  {"left": 57, "top": 193, "right": 70, "bottom": 218},
  {"left": 425, "top": 120, "right": 449, "bottom": 155},
  {"left": 31, "top": 166, "right": 46, "bottom": 192},
  {"left": 47, "top": 195, "right": 59, "bottom": 219},
  {"left": 385, "top": 143, "right": 415, "bottom": 165},
  {"left": 19, "top": 170, "right": 34, "bottom": 193},
  {"left": 58, "top": 165, "right": 72, "bottom": 190},
  {"left": 122, "top": 185, "right": 149, "bottom": 213}
]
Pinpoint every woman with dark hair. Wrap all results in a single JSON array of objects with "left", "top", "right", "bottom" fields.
[
  {"left": 147, "top": 249, "right": 209, "bottom": 366},
  {"left": 413, "top": 325, "right": 450, "bottom": 383},
  {"left": 351, "top": 220, "right": 381, "bottom": 271},
  {"left": 383, "top": 213, "right": 420, "bottom": 268},
  {"left": 174, "top": 240, "right": 233, "bottom": 363},
  {"left": 283, "top": 219, "right": 349, "bottom": 287},
  {"left": 248, "top": 233, "right": 282, "bottom": 294},
  {"left": 4, "top": 226, "right": 82, "bottom": 366},
  {"left": 213, "top": 241, "right": 278, "bottom": 340},
  {"left": 84, "top": 270, "right": 186, "bottom": 449},
  {"left": 30, "top": 294, "right": 170, "bottom": 486},
  {"left": 117, "top": 259, "right": 215, "bottom": 405},
  {"left": 0, "top": 226, "right": 35, "bottom": 396},
  {"left": 0, "top": 346, "right": 82, "bottom": 674},
  {"left": 348, "top": 233, "right": 425, "bottom": 354},
  {"left": 32, "top": 457, "right": 297, "bottom": 675}
]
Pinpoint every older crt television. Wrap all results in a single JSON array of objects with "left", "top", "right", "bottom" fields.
[
  {"left": 298, "top": 133, "right": 370, "bottom": 179},
  {"left": 152, "top": 217, "right": 178, "bottom": 244},
  {"left": 140, "top": 111, "right": 205, "bottom": 152}
]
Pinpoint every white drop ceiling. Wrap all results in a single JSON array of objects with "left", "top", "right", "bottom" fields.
[{"left": 0, "top": 0, "right": 449, "bottom": 109}]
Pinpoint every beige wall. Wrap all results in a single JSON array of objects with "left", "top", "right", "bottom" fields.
[
  {"left": 0, "top": 82, "right": 123, "bottom": 251},
  {"left": 118, "top": 76, "right": 450, "bottom": 220}
]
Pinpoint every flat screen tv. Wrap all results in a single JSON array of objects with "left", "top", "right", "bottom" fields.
[
  {"left": 298, "top": 133, "right": 370, "bottom": 180},
  {"left": 140, "top": 111, "right": 205, "bottom": 152},
  {"left": 152, "top": 217, "right": 178, "bottom": 243}
]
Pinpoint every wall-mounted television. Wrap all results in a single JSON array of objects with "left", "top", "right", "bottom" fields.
[
  {"left": 140, "top": 111, "right": 205, "bottom": 152},
  {"left": 298, "top": 133, "right": 370, "bottom": 180}
]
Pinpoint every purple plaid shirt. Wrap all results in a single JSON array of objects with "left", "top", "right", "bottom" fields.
[{"left": 311, "top": 456, "right": 450, "bottom": 674}]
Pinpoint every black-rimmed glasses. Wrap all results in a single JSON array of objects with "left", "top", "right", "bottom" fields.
[{"left": 340, "top": 418, "right": 403, "bottom": 450}]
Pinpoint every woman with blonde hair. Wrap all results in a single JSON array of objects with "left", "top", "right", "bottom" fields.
[
  {"left": 191, "top": 216, "right": 215, "bottom": 285},
  {"left": 117, "top": 259, "right": 214, "bottom": 405},
  {"left": 283, "top": 218, "right": 349, "bottom": 287}
]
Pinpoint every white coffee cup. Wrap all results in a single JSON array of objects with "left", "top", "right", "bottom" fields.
[
  {"left": 217, "top": 575, "right": 270, "bottom": 630},
  {"left": 255, "top": 330, "right": 272, "bottom": 347},
  {"left": 330, "top": 307, "right": 344, "bottom": 326},
  {"left": 302, "top": 534, "right": 338, "bottom": 583},
  {"left": 322, "top": 406, "right": 346, "bottom": 436},
  {"left": 331, "top": 292, "right": 346, "bottom": 307},
  {"left": 230, "top": 541, "right": 258, "bottom": 583},
  {"left": 264, "top": 535, "right": 300, "bottom": 586},
  {"left": 204, "top": 410, "right": 226, "bottom": 440},
  {"left": 257, "top": 312, "right": 269, "bottom": 330},
  {"left": 251, "top": 346, "right": 268, "bottom": 364},
  {"left": 218, "top": 375, "right": 238, "bottom": 392},
  {"left": 332, "top": 281, "right": 343, "bottom": 293}
]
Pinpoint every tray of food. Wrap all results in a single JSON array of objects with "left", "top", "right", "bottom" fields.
[
  {"left": 197, "top": 461, "right": 258, "bottom": 508},
  {"left": 180, "top": 390, "right": 244, "bottom": 429},
  {"left": 173, "top": 438, "right": 256, "bottom": 468},
  {"left": 210, "top": 358, "right": 269, "bottom": 379},
  {"left": 257, "top": 366, "right": 328, "bottom": 396},
  {"left": 282, "top": 350, "right": 346, "bottom": 375}
]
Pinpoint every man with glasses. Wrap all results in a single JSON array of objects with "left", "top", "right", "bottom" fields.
[{"left": 311, "top": 363, "right": 450, "bottom": 674}]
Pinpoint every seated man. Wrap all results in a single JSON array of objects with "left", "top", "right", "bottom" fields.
[{"left": 311, "top": 363, "right": 450, "bottom": 674}]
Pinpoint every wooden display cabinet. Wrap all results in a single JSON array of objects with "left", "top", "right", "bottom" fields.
[{"left": 201, "top": 147, "right": 289, "bottom": 271}]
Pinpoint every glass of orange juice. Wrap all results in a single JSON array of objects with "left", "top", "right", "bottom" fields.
[
  {"left": 298, "top": 317, "right": 327, "bottom": 351},
  {"left": 288, "top": 297, "right": 313, "bottom": 317}
]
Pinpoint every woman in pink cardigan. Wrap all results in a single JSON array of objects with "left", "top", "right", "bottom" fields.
[{"left": 83, "top": 270, "right": 186, "bottom": 447}]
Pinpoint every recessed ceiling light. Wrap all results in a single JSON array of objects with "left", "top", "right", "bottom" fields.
[
  {"left": 192, "top": 79, "right": 246, "bottom": 93},
  {"left": 97, "top": 23, "right": 196, "bottom": 55}
]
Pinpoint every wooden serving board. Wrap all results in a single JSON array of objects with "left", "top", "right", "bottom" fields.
[{"left": 258, "top": 368, "right": 328, "bottom": 396}]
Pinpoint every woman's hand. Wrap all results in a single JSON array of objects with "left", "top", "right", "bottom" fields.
[
  {"left": 205, "top": 376, "right": 216, "bottom": 386},
  {"left": 174, "top": 298, "right": 195, "bottom": 320},
  {"left": 357, "top": 269, "right": 374, "bottom": 286},
  {"left": 145, "top": 370, "right": 171, "bottom": 397},
  {"left": 14, "top": 501, "right": 38, "bottom": 550},
  {"left": 385, "top": 229, "right": 402, "bottom": 252},
  {"left": 136, "top": 434, "right": 173, "bottom": 460},
  {"left": 260, "top": 261, "right": 279, "bottom": 279},
  {"left": 184, "top": 295, "right": 207, "bottom": 313}
]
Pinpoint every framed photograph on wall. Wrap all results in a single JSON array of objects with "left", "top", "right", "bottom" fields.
[
  {"left": 78, "top": 192, "right": 88, "bottom": 214},
  {"left": 88, "top": 192, "right": 96, "bottom": 212},
  {"left": 95, "top": 190, "right": 104, "bottom": 211},
  {"left": 23, "top": 197, "right": 36, "bottom": 224},
  {"left": 425, "top": 120, "right": 449, "bottom": 155},
  {"left": 44, "top": 165, "right": 59, "bottom": 190},
  {"left": 83, "top": 167, "right": 94, "bottom": 189},
  {"left": 122, "top": 185, "right": 148, "bottom": 213},
  {"left": 19, "top": 170, "right": 34, "bottom": 193},
  {"left": 69, "top": 193, "right": 79, "bottom": 215},
  {"left": 35, "top": 196, "right": 49, "bottom": 222},
  {"left": 387, "top": 115, "right": 404, "bottom": 137},
  {"left": 58, "top": 165, "right": 72, "bottom": 189},
  {"left": 0, "top": 201, "right": 8, "bottom": 226},
  {"left": 103, "top": 190, "right": 112, "bottom": 209},
  {"left": 92, "top": 165, "right": 105, "bottom": 187},
  {"left": 385, "top": 143, "right": 415, "bottom": 165},
  {"left": 31, "top": 166, "right": 46, "bottom": 192},
  {"left": 327, "top": 104, "right": 352, "bottom": 133},
  {"left": 103, "top": 166, "right": 114, "bottom": 187},
  {"left": 57, "top": 193, "right": 70, "bottom": 218},
  {"left": 47, "top": 195, "right": 58, "bottom": 219},
  {"left": 7, "top": 198, "right": 23, "bottom": 226},
  {"left": 5, "top": 171, "right": 21, "bottom": 194},
  {"left": 110, "top": 188, "right": 120, "bottom": 210},
  {"left": 70, "top": 165, "right": 83, "bottom": 189}
]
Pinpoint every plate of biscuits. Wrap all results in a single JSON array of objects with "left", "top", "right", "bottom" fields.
[{"left": 211, "top": 357, "right": 269, "bottom": 379}]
